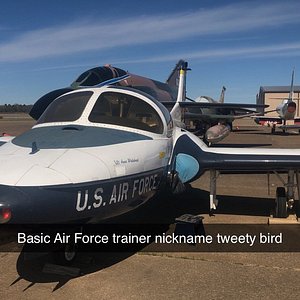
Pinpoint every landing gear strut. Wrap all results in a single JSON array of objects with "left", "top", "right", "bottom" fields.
[
  {"left": 209, "top": 170, "right": 219, "bottom": 213},
  {"left": 206, "top": 169, "right": 299, "bottom": 219},
  {"left": 273, "top": 170, "right": 300, "bottom": 218},
  {"left": 271, "top": 124, "right": 276, "bottom": 134}
]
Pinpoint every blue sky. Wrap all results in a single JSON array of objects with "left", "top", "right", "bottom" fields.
[{"left": 1, "top": 0, "right": 300, "bottom": 104}]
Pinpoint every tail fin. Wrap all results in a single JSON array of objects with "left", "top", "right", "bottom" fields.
[
  {"left": 166, "top": 60, "right": 187, "bottom": 90},
  {"left": 219, "top": 86, "right": 226, "bottom": 103},
  {"left": 289, "top": 68, "right": 295, "bottom": 101}
]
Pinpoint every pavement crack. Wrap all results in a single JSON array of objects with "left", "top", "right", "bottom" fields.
[{"left": 138, "top": 252, "right": 300, "bottom": 272}]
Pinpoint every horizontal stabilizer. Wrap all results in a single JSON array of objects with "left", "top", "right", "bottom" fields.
[{"left": 185, "top": 112, "right": 264, "bottom": 121}]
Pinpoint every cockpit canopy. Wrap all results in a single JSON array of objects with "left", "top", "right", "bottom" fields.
[
  {"left": 37, "top": 88, "right": 172, "bottom": 136},
  {"left": 37, "top": 91, "right": 92, "bottom": 124},
  {"left": 71, "top": 66, "right": 127, "bottom": 88},
  {"left": 88, "top": 91, "right": 163, "bottom": 134}
]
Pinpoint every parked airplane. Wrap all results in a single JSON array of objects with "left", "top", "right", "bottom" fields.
[
  {"left": 254, "top": 69, "right": 300, "bottom": 133},
  {"left": 29, "top": 61, "right": 265, "bottom": 144},
  {"left": 184, "top": 86, "right": 266, "bottom": 144},
  {"left": 0, "top": 62, "right": 299, "bottom": 224},
  {"left": 195, "top": 86, "right": 226, "bottom": 104},
  {"left": 28, "top": 62, "right": 179, "bottom": 121}
]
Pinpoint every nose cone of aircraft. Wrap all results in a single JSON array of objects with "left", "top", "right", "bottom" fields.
[
  {"left": 0, "top": 185, "right": 30, "bottom": 223},
  {"left": 287, "top": 101, "right": 296, "bottom": 113}
]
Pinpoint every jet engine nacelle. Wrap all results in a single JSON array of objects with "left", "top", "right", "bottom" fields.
[
  {"left": 276, "top": 100, "right": 296, "bottom": 120},
  {"left": 205, "top": 124, "right": 231, "bottom": 144}
]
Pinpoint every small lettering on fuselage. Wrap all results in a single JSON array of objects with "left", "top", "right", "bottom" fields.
[
  {"left": 114, "top": 157, "right": 139, "bottom": 166},
  {"left": 75, "top": 174, "right": 158, "bottom": 212}
]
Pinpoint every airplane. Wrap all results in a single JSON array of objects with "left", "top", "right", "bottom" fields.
[
  {"left": 29, "top": 61, "right": 266, "bottom": 144},
  {"left": 28, "top": 62, "right": 179, "bottom": 121},
  {"left": 183, "top": 86, "right": 267, "bottom": 144},
  {"left": 183, "top": 86, "right": 229, "bottom": 142},
  {"left": 194, "top": 86, "right": 226, "bottom": 104},
  {"left": 254, "top": 69, "right": 300, "bottom": 134},
  {"left": 0, "top": 61, "right": 299, "bottom": 220},
  {"left": 1, "top": 61, "right": 300, "bottom": 263}
]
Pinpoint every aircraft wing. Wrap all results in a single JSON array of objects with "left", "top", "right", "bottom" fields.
[
  {"left": 163, "top": 101, "right": 267, "bottom": 123},
  {"left": 179, "top": 102, "right": 267, "bottom": 109},
  {"left": 172, "top": 129, "right": 300, "bottom": 184},
  {"left": 161, "top": 102, "right": 267, "bottom": 109},
  {"left": 184, "top": 111, "right": 263, "bottom": 122}
]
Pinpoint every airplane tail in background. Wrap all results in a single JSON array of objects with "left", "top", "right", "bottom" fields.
[
  {"left": 289, "top": 68, "right": 295, "bottom": 101},
  {"left": 166, "top": 60, "right": 187, "bottom": 91},
  {"left": 219, "top": 86, "right": 226, "bottom": 103}
]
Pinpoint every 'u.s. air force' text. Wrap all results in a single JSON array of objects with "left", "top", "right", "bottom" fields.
[{"left": 76, "top": 174, "right": 158, "bottom": 212}]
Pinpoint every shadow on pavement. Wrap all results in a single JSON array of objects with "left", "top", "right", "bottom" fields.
[{"left": 13, "top": 186, "right": 274, "bottom": 291}]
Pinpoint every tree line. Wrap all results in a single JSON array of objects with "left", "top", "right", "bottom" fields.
[{"left": 0, "top": 104, "right": 33, "bottom": 113}]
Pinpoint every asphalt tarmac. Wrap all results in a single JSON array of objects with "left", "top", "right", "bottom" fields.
[{"left": 0, "top": 117, "right": 300, "bottom": 299}]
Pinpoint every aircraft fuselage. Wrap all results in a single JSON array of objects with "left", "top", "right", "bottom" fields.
[{"left": 0, "top": 86, "right": 173, "bottom": 223}]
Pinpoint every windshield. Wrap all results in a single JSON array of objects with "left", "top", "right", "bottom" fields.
[
  {"left": 37, "top": 91, "right": 92, "bottom": 124},
  {"left": 89, "top": 91, "right": 164, "bottom": 134}
]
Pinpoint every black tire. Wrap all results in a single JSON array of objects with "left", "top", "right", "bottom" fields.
[
  {"left": 274, "top": 187, "right": 287, "bottom": 218},
  {"left": 53, "top": 243, "right": 78, "bottom": 265}
]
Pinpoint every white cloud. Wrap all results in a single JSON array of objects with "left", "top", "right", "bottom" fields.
[
  {"left": 0, "top": 1, "right": 300, "bottom": 62},
  {"left": 28, "top": 42, "right": 300, "bottom": 72},
  {"left": 116, "top": 42, "right": 300, "bottom": 64}
]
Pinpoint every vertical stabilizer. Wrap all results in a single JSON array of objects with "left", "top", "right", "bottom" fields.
[
  {"left": 166, "top": 60, "right": 187, "bottom": 90},
  {"left": 289, "top": 69, "right": 295, "bottom": 101},
  {"left": 219, "top": 86, "right": 226, "bottom": 103}
]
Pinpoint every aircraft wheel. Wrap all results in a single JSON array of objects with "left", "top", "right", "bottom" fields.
[
  {"left": 274, "top": 187, "right": 288, "bottom": 218},
  {"left": 53, "top": 242, "right": 78, "bottom": 265}
]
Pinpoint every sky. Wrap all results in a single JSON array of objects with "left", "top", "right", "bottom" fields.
[{"left": 1, "top": 0, "right": 300, "bottom": 104}]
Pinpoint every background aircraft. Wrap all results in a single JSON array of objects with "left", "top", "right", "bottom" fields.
[
  {"left": 29, "top": 60, "right": 266, "bottom": 144},
  {"left": 194, "top": 86, "right": 226, "bottom": 104},
  {"left": 183, "top": 86, "right": 266, "bottom": 144},
  {"left": 254, "top": 69, "right": 300, "bottom": 133}
]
